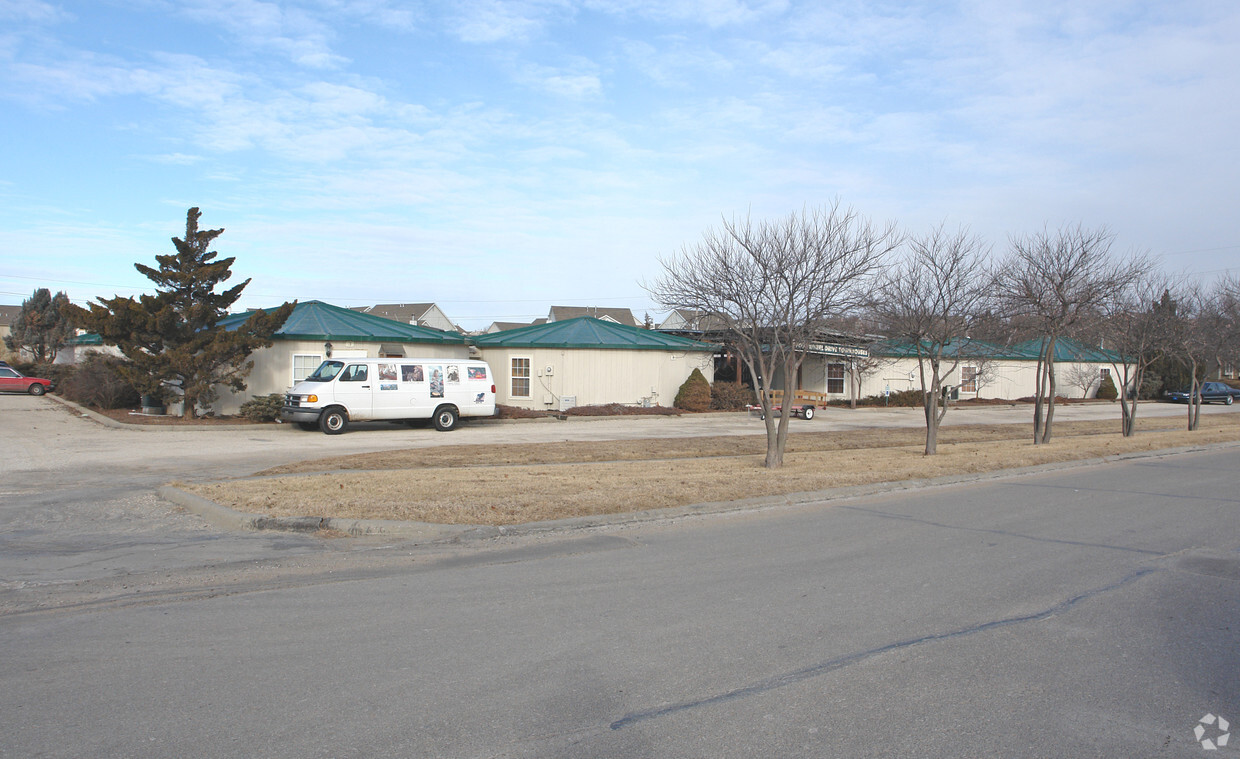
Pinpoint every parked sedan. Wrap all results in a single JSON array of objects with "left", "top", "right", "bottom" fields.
[
  {"left": 1164, "top": 381, "right": 1240, "bottom": 405},
  {"left": 0, "top": 366, "right": 52, "bottom": 395}
]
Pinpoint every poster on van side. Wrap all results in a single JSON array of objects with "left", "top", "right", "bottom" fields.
[
  {"left": 429, "top": 366, "right": 444, "bottom": 398},
  {"left": 378, "top": 363, "right": 397, "bottom": 381},
  {"left": 402, "top": 365, "right": 423, "bottom": 382},
  {"left": 467, "top": 366, "right": 487, "bottom": 380},
  {"left": 446, "top": 365, "right": 460, "bottom": 383}
]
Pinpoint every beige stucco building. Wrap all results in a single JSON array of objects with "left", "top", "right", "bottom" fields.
[{"left": 474, "top": 317, "right": 716, "bottom": 410}]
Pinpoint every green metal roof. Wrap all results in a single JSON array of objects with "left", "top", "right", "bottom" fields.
[
  {"left": 220, "top": 300, "right": 464, "bottom": 344},
  {"left": 473, "top": 316, "right": 717, "bottom": 351},
  {"left": 874, "top": 336, "right": 1118, "bottom": 362},
  {"left": 1012, "top": 338, "right": 1118, "bottom": 363}
]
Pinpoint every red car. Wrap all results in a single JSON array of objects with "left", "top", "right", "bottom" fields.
[{"left": 0, "top": 365, "right": 52, "bottom": 395}]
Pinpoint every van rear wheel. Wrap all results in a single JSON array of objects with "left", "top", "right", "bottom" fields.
[
  {"left": 433, "top": 406, "right": 459, "bottom": 432},
  {"left": 320, "top": 407, "right": 348, "bottom": 435}
]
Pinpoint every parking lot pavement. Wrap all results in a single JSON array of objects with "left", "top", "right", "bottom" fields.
[
  {"left": 0, "top": 392, "right": 1232, "bottom": 612},
  {"left": 2, "top": 394, "right": 1230, "bottom": 488}
]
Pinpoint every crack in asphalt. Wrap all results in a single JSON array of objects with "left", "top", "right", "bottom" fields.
[
  {"left": 834, "top": 504, "right": 1165, "bottom": 555},
  {"left": 1006, "top": 479, "right": 1240, "bottom": 505},
  {"left": 609, "top": 566, "right": 1161, "bottom": 730}
]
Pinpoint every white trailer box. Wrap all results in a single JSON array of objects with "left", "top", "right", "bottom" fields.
[{"left": 282, "top": 357, "right": 496, "bottom": 434}]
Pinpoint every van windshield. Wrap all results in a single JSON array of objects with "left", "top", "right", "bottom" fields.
[{"left": 306, "top": 361, "right": 344, "bottom": 382}]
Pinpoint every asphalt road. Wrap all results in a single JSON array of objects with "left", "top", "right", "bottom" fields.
[{"left": 1, "top": 394, "right": 1238, "bottom": 757}]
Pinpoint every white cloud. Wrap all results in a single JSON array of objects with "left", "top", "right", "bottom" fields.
[
  {"left": 0, "top": 0, "right": 69, "bottom": 24},
  {"left": 179, "top": 0, "right": 348, "bottom": 68},
  {"left": 449, "top": 0, "right": 569, "bottom": 43},
  {"left": 144, "top": 152, "right": 205, "bottom": 165},
  {"left": 585, "top": 0, "right": 788, "bottom": 29},
  {"left": 513, "top": 60, "right": 602, "bottom": 97},
  {"left": 619, "top": 37, "right": 733, "bottom": 88}
]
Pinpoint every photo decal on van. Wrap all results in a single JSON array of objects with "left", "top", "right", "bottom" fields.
[
  {"left": 467, "top": 366, "right": 487, "bottom": 380},
  {"left": 380, "top": 383, "right": 398, "bottom": 391},
  {"left": 447, "top": 365, "right": 460, "bottom": 383},
  {"left": 430, "top": 367, "right": 444, "bottom": 398},
  {"left": 401, "top": 365, "right": 423, "bottom": 382},
  {"left": 378, "top": 363, "right": 397, "bottom": 381}
]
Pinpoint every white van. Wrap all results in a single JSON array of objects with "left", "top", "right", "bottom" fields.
[{"left": 282, "top": 358, "right": 496, "bottom": 434}]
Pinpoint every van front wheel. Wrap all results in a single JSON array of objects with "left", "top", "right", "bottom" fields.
[
  {"left": 433, "top": 406, "right": 459, "bottom": 432},
  {"left": 320, "top": 407, "right": 349, "bottom": 435}
]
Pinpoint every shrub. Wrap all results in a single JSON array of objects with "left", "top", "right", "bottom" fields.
[
  {"left": 1096, "top": 373, "right": 1118, "bottom": 400},
  {"left": 239, "top": 393, "right": 286, "bottom": 422},
  {"left": 673, "top": 368, "right": 712, "bottom": 412},
  {"left": 711, "top": 381, "right": 755, "bottom": 411},
  {"left": 59, "top": 354, "right": 140, "bottom": 409},
  {"left": 830, "top": 389, "right": 926, "bottom": 408}
]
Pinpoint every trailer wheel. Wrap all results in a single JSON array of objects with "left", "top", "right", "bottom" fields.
[
  {"left": 802, "top": 406, "right": 814, "bottom": 420},
  {"left": 433, "top": 405, "right": 459, "bottom": 432},
  {"left": 319, "top": 407, "right": 348, "bottom": 435}
]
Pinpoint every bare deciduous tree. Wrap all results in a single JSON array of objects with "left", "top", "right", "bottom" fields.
[
  {"left": 872, "top": 224, "right": 991, "bottom": 454},
  {"left": 1098, "top": 271, "right": 1174, "bottom": 436},
  {"left": 649, "top": 202, "right": 899, "bottom": 468},
  {"left": 1063, "top": 362, "right": 1101, "bottom": 399},
  {"left": 994, "top": 225, "right": 1141, "bottom": 444},
  {"left": 1167, "top": 279, "right": 1238, "bottom": 430}
]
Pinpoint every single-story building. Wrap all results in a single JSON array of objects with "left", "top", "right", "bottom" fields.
[
  {"left": 863, "top": 338, "right": 1127, "bottom": 400},
  {"left": 212, "top": 300, "right": 470, "bottom": 415},
  {"left": 473, "top": 316, "right": 717, "bottom": 410}
]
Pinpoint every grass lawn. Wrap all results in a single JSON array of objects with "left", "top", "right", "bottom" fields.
[{"left": 178, "top": 414, "right": 1240, "bottom": 526}]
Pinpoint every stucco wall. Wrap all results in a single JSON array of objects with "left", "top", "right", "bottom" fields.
[
  {"left": 212, "top": 339, "right": 470, "bottom": 415},
  {"left": 858, "top": 357, "right": 1124, "bottom": 400},
  {"left": 476, "top": 347, "right": 715, "bottom": 410}
]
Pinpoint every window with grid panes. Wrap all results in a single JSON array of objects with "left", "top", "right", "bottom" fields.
[
  {"left": 827, "top": 363, "right": 845, "bottom": 394},
  {"left": 511, "top": 358, "right": 531, "bottom": 397},
  {"left": 961, "top": 366, "right": 977, "bottom": 392},
  {"left": 292, "top": 354, "right": 323, "bottom": 383}
]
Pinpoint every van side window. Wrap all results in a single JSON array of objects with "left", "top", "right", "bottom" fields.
[{"left": 341, "top": 365, "right": 368, "bottom": 382}]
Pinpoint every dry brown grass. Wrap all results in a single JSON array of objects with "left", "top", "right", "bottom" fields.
[{"left": 181, "top": 415, "right": 1240, "bottom": 526}]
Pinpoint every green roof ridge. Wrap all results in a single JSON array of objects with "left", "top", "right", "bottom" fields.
[{"left": 473, "top": 316, "right": 716, "bottom": 351}]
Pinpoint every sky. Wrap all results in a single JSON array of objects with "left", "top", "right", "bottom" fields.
[{"left": 1, "top": 0, "right": 1238, "bottom": 331}]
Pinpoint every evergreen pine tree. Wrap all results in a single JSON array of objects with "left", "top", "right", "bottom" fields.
[
  {"left": 67, "top": 208, "right": 294, "bottom": 418},
  {"left": 4, "top": 288, "right": 75, "bottom": 363}
]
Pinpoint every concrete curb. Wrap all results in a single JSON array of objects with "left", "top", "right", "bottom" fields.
[
  {"left": 45, "top": 394, "right": 260, "bottom": 430},
  {"left": 159, "top": 438, "right": 1240, "bottom": 540}
]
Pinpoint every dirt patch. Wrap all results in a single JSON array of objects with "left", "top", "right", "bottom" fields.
[{"left": 180, "top": 415, "right": 1240, "bottom": 526}]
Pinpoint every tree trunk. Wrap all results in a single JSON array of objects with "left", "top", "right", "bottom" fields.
[{"left": 1041, "top": 356, "right": 1057, "bottom": 444}]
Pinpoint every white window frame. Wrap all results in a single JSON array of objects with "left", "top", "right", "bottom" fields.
[
  {"left": 511, "top": 356, "right": 532, "bottom": 398},
  {"left": 292, "top": 354, "right": 323, "bottom": 384},
  {"left": 960, "top": 366, "right": 978, "bottom": 393},
  {"left": 826, "top": 363, "right": 845, "bottom": 394}
]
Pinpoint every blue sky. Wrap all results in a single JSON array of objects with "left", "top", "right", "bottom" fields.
[{"left": 2, "top": 0, "right": 1238, "bottom": 330}]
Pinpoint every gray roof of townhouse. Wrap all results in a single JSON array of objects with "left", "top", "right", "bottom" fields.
[
  {"left": 547, "top": 305, "right": 638, "bottom": 327},
  {"left": 473, "top": 316, "right": 717, "bottom": 351}
]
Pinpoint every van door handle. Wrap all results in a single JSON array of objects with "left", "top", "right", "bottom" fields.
[{"left": 361, "top": 385, "right": 370, "bottom": 388}]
